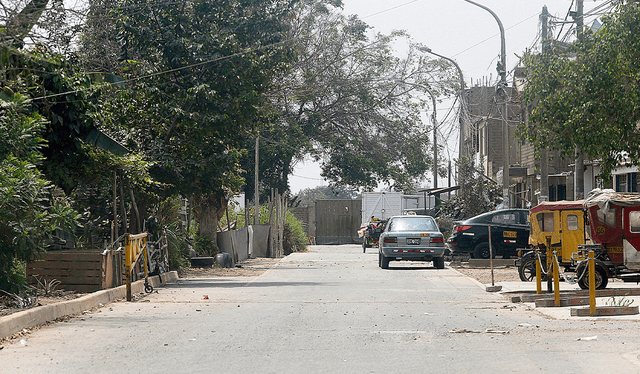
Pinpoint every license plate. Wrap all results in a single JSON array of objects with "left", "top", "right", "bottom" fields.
[
  {"left": 503, "top": 231, "right": 517, "bottom": 238},
  {"left": 407, "top": 238, "right": 421, "bottom": 245}
]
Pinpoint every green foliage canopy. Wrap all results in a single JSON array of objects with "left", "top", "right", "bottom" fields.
[
  {"left": 0, "top": 94, "right": 78, "bottom": 292},
  {"left": 256, "top": 0, "right": 457, "bottom": 193},
  {"left": 98, "top": 0, "right": 296, "bottom": 203},
  {"left": 521, "top": 1, "right": 640, "bottom": 177}
]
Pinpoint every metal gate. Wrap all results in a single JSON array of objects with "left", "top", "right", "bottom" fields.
[{"left": 314, "top": 199, "right": 362, "bottom": 245}]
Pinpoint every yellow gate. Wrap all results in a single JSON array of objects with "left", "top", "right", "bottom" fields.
[{"left": 124, "top": 233, "right": 153, "bottom": 301}]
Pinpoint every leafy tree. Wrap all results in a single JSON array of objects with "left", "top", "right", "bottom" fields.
[
  {"left": 0, "top": 93, "right": 78, "bottom": 292},
  {"left": 81, "top": 0, "right": 297, "bottom": 244},
  {"left": 0, "top": 0, "right": 86, "bottom": 55},
  {"left": 521, "top": 0, "right": 640, "bottom": 177},
  {"left": 242, "top": 0, "right": 457, "bottom": 196},
  {"left": 1, "top": 12, "right": 133, "bottom": 248}
]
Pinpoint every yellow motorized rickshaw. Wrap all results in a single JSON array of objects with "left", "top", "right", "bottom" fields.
[{"left": 517, "top": 200, "right": 590, "bottom": 282}]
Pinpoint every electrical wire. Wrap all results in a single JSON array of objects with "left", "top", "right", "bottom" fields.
[
  {"left": 359, "top": 0, "right": 422, "bottom": 20},
  {"left": 29, "top": 37, "right": 294, "bottom": 101},
  {"left": 290, "top": 173, "right": 324, "bottom": 181}
]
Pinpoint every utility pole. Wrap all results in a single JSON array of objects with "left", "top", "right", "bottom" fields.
[
  {"left": 463, "top": 0, "right": 509, "bottom": 208},
  {"left": 254, "top": 135, "right": 259, "bottom": 225},
  {"left": 539, "top": 6, "right": 550, "bottom": 203},
  {"left": 401, "top": 80, "right": 439, "bottom": 199},
  {"left": 420, "top": 47, "right": 466, "bottom": 162},
  {"left": 574, "top": 0, "right": 585, "bottom": 200},
  {"left": 433, "top": 106, "right": 438, "bottom": 191}
]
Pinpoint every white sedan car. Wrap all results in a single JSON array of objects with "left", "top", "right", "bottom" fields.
[{"left": 378, "top": 215, "right": 445, "bottom": 269}]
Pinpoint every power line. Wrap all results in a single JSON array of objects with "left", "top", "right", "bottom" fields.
[
  {"left": 29, "top": 38, "right": 293, "bottom": 101},
  {"left": 359, "top": 0, "right": 421, "bottom": 20},
  {"left": 290, "top": 173, "right": 324, "bottom": 181},
  {"left": 451, "top": 11, "right": 540, "bottom": 59}
]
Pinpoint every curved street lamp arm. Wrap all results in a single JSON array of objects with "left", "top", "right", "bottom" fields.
[{"left": 462, "top": 0, "right": 507, "bottom": 85}]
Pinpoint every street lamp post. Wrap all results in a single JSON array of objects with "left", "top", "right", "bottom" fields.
[
  {"left": 419, "top": 47, "right": 466, "bottom": 161},
  {"left": 463, "top": 0, "right": 510, "bottom": 209}
]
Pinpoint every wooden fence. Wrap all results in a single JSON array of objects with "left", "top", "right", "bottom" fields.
[{"left": 27, "top": 250, "right": 124, "bottom": 293}]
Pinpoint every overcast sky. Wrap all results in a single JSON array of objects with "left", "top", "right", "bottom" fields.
[{"left": 288, "top": 0, "right": 612, "bottom": 193}]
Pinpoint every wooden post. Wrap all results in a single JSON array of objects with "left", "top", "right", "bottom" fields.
[
  {"left": 119, "top": 173, "right": 128, "bottom": 235},
  {"left": 275, "top": 189, "right": 281, "bottom": 257},
  {"left": 129, "top": 185, "right": 140, "bottom": 233},
  {"left": 245, "top": 195, "right": 250, "bottom": 228},
  {"left": 488, "top": 225, "right": 494, "bottom": 286},
  {"left": 268, "top": 189, "right": 275, "bottom": 257},
  {"left": 113, "top": 171, "right": 118, "bottom": 243}
]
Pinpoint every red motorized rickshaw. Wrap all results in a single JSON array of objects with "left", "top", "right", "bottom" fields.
[{"left": 577, "top": 189, "right": 640, "bottom": 288}]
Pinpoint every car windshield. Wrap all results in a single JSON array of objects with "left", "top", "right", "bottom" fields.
[{"left": 387, "top": 217, "right": 438, "bottom": 232}]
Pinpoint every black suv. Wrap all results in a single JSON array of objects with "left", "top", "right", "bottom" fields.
[{"left": 447, "top": 209, "right": 529, "bottom": 259}]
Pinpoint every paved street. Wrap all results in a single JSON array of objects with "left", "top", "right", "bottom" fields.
[{"left": 2, "top": 245, "right": 640, "bottom": 373}]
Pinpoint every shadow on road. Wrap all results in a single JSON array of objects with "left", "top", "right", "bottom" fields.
[
  {"left": 168, "top": 279, "right": 326, "bottom": 288},
  {"left": 384, "top": 266, "right": 445, "bottom": 271}
]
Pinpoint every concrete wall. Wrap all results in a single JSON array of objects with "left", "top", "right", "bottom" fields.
[{"left": 217, "top": 224, "right": 271, "bottom": 263}]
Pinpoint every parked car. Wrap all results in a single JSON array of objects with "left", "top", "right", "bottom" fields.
[
  {"left": 447, "top": 209, "right": 529, "bottom": 259},
  {"left": 378, "top": 215, "right": 445, "bottom": 269}
]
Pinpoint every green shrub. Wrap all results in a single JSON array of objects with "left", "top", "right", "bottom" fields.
[
  {"left": 284, "top": 212, "right": 308, "bottom": 254},
  {"left": 0, "top": 94, "right": 79, "bottom": 293},
  {"left": 194, "top": 234, "right": 218, "bottom": 257}
]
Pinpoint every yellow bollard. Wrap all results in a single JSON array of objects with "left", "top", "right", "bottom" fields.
[
  {"left": 589, "top": 250, "right": 596, "bottom": 316},
  {"left": 553, "top": 250, "right": 560, "bottom": 306},
  {"left": 546, "top": 238, "right": 553, "bottom": 293},
  {"left": 536, "top": 249, "right": 542, "bottom": 294},
  {"left": 125, "top": 234, "right": 132, "bottom": 302}
]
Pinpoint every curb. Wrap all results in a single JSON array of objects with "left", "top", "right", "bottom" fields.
[
  {"left": 571, "top": 305, "right": 640, "bottom": 317},
  {"left": 467, "top": 259, "right": 515, "bottom": 268},
  {"left": 0, "top": 271, "right": 178, "bottom": 339},
  {"left": 535, "top": 296, "right": 590, "bottom": 307}
]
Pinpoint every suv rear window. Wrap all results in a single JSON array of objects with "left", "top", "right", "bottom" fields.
[{"left": 491, "top": 212, "right": 517, "bottom": 225}]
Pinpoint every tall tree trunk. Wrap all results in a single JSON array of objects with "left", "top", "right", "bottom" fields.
[
  {"left": 192, "top": 193, "right": 228, "bottom": 253},
  {"left": 128, "top": 184, "right": 141, "bottom": 234}
]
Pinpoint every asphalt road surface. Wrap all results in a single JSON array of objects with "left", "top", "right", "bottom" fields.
[{"left": 2, "top": 245, "right": 640, "bottom": 373}]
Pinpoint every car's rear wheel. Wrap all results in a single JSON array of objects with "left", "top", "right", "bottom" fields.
[
  {"left": 433, "top": 256, "right": 445, "bottom": 269},
  {"left": 473, "top": 242, "right": 493, "bottom": 259},
  {"left": 380, "top": 254, "right": 390, "bottom": 269}
]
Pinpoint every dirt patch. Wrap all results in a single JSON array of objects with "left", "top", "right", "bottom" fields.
[
  {"left": 452, "top": 265, "right": 522, "bottom": 285},
  {"left": 180, "top": 257, "right": 282, "bottom": 278},
  {"left": 1, "top": 291, "right": 85, "bottom": 317}
]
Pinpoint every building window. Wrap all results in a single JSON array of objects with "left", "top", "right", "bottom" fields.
[
  {"left": 549, "top": 185, "right": 566, "bottom": 202},
  {"left": 629, "top": 173, "right": 638, "bottom": 192},
  {"left": 615, "top": 173, "right": 639, "bottom": 192},
  {"left": 616, "top": 174, "right": 627, "bottom": 192}
]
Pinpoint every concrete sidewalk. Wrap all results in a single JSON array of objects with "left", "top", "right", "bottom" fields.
[{"left": 0, "top": 271, "right": 178, "bottom": 339}]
